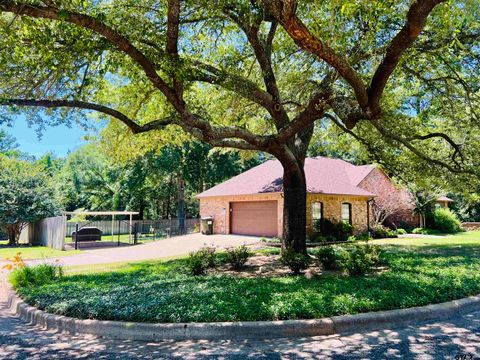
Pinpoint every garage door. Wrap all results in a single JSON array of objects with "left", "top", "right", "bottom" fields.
[{"left": 230, "top": 201, "right": 278, "bottom": 237}]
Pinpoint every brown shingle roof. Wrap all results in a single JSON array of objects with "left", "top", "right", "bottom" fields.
[{"left": 197, "top": 157, "right": 376, "bottom": 198}]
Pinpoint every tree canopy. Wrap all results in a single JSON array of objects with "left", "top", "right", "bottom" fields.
[{"left": 0, "top": 155, "right": 61, "bottom": 244}]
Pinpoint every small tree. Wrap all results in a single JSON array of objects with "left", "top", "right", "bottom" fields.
[{"left": 0, "top": 156, "right": 60, "bottom": 245}]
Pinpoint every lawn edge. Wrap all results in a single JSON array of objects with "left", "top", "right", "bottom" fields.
[{"left": 5, "top": 280, "right": 480, "bottom": 341}]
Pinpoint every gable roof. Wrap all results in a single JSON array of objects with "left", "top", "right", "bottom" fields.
[{"left": 197, "top": 157, "right": 376, "bottom": 198}]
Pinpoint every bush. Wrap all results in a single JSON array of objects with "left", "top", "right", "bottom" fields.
[
  {"left": 355, "top": 232, "right": 372, "bottom": 241},
  {"left": 387, "top": 230, "right": 398, "bottom": 238},
  {"left": 280, "top": 248, "right": 312, "bottom": 274},
  {"left": 371, "top": 225, "right": 389, "bottom": 239},
  {"left": 433, "top": 208, "right": 463, "bottom": 234},
  {"left": 339, "top": 244, "right": 382, "bottom": 276},
  {"left": 396, "top": 228, "right": 407, "bottom": 235},
  {"left": 186, "top": 246, "right": 217, "bottom": 275},
  {"left": 10, "top": 263, "right": 63, "bottom": 289},
  {"left": 412, "top": 227, "right": 443, "bottom": 235},
  {"left": 225, "top": 245, "right": 252, "bottom": 270},
  {"left": 314, "top": 246, "right": 348, "bottom": 271}
]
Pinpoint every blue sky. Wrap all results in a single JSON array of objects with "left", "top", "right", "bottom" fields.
[{"left": 4, "top": 116, "right": 100, "bottom": 158}]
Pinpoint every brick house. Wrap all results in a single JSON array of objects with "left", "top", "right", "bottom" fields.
[{"left": 197, "top": 157, "right": 417, "bottom": 238}]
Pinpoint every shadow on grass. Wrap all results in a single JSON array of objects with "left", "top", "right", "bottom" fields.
[{"left": 16, "top": 245, "right": 480, "bottom": 324}]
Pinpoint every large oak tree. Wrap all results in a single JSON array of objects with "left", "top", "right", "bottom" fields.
[{"left": 0, "top": 0, "right": 478, "bottom": 253}]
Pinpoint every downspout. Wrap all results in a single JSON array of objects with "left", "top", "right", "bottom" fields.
[{"left": 367, "top": 198, "right": 374, "bottom": 234}]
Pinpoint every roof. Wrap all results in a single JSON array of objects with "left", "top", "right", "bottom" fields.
[
  {"left": 197, "top": 157, "right": 376, "bottom": 198},
  {"left": 437, "top": 196, "right": 454, "bottom": 202}
]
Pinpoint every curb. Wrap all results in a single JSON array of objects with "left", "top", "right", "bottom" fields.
[{"left": 6, "top": 282, "right": 480, "bottom": 341}]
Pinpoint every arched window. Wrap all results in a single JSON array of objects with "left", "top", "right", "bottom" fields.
[
  {"left": 312, "top": 202, "right": 323, "bottom": 231},
  {"left": 341, "top": 203, "right": 352, "bottom": 224}
]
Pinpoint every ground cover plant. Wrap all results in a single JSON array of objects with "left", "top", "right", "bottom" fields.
[{"left": 13, "top": 232, "right": 480, "bottom": 323}]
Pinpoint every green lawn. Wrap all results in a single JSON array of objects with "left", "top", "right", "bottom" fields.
[
  {"left": 13, "top": 231, "right": 480, "bottom": 323},
  {"left": 0, "top": 240, "right": 79, "bottom": 260}
]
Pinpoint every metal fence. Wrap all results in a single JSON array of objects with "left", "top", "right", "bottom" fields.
[{"left": 66, "top": 218, "right": 200, "bottom": 240}]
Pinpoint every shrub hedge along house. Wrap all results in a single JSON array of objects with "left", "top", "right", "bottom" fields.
[{"left": 197, "top": 157, "right": 418, "bottom": 238}]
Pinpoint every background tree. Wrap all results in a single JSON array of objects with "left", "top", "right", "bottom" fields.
[
  {"left": 0, "top": 0, "right": 478, "bottom": 253},
  {"left": 0, "top": 155, "right": 61, "bottom": 245}
]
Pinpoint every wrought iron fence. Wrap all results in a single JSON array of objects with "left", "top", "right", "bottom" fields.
[{"left": 66, "top": 218, "right": 200, "bottom": 240}]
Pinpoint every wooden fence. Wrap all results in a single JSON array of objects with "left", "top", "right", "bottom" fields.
[{"left": 30, "top": 216, "right": 67, "bottom": 250}]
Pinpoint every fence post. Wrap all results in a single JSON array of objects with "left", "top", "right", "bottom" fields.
[
  {"left": 133, "top": 223, "right": 138, "bottom": 244},
  {"left": 74, "top": 223, "right": 79, "bottom": 250}
]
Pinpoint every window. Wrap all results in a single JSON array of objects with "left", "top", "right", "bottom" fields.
[
  {"left": 312, "top": 202, "right": 323, "bottom": 231},
  {"left": 342, "top": 203, "right": 352, "bottom": 224}
]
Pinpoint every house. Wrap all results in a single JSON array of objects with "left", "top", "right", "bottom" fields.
[{"left": 197, "top": 157, "right": 417, "bottom": 238}]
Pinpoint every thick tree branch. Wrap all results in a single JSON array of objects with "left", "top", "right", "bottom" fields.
[
  {"left": 368, "top": 0, "right": 446, "bottom": 113},
  {"left": 259, "top": 0, "right": 369, "bottom": 112},
  {"left": 166, "top": 0, "right": 183, "bottom": 97},
  {"left": 0, "top": 1, "right": 182, "bottom": 111},
  {"left": 0, "top": 98, "right": 173, "bottom": 133}
]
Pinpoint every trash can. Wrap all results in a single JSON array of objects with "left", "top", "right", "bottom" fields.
[{"left": 201, "top": 217, "right": 214, "bottom": 235}]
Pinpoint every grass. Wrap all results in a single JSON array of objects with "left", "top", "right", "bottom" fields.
[
  {"left": 13, "top": 231, "right": 480, "bottom": 323},
  {"left": 0, "top": 240, "right": 79, "bottom": 260}
]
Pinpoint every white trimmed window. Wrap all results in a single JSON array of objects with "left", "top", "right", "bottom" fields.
[
  {"left": 312, "top": 202, "right": 323, "bottom": 231},
  {"left": 341, "top": 203, "right": 352, "bottom": 224}
]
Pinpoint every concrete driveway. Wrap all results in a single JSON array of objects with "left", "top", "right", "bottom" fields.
[{"left": 36, "top": 234, "right": 262, "bottom": 267}]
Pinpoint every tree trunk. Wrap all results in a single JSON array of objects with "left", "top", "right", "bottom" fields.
[
  {"left": 7, "top": 224, "right": 19, "bottom": 246},
  {"left": 281, "top": 160, "right": 307, "bottom": 254}
]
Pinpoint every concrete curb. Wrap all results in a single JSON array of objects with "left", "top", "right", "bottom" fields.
[{"left": 6, "top": 282, "right": 480, "bottom": 341}]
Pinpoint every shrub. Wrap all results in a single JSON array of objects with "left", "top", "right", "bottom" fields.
[
  {"left": 314, "top": 246, "right": 348, "bottom": 271},
  {"left": 433, "top": 208, "right": 463, "bottom": 234},
  {"left": 396, "top": 228, "right": 407, "bottom": 235},
  {"left": 225, "top": 245, "right": 252, "bottom": 270},
  {"left": 371, "top": 225, "right": 389, "bottom": 239},
  {"left": 280, "top": 248, "right": 312, "bottom": 274},
  {"left": 340, "top": 244, "right": 382, "bottom": 276},
  {"left": 355, "top": 232, "right": 372, "bottom": 241},
  {"left": 412, "top": 227, "right": 443, "bottom": 235},
  {"left": 10, "top": 263, "right": 63, "bottom": 289},
  {"left": 186, "top": 246, "right": 217, "bottom": 275},
  {"left": 387, "top": 230, "right": 398, "bottom": 238},
  {"left": 317, "top": 219, "right": 354, "bottom": 242}
]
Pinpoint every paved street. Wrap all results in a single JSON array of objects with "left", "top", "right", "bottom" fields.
[{"left": 1, "top": 272, "right": 479, "bottom": 359}]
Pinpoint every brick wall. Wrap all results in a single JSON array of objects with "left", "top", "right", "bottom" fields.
[
  {"left": 358, "top": 168, "right": 419, "bottom": 228},
  {"left": 306, "top": 194, "right": 370, "bottom": 234}
]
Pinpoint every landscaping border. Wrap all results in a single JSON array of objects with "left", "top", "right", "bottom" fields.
[{"left": 5, "top": 282, "right": 480, "bottom": 341}]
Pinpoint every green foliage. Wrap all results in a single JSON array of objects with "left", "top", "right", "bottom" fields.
[
  {"left": 314, "top": 246, "right": 347, "bottom": 271},
  {"left": 185, "top": 246, "right": 217, "bottom": 275},
  {"left": 14, "top": 234, "right": 480, "bottom": 323},
  {"left": 396, "top": 228, "right": 407, "bottom": 235},
  {"left": 371, "top": 225, "right": 398, "bottom": 239},
  {"left": 225, "top": 245, "right": 252, "bottom": 270},
  {"left": 355, "top": 232, "right": 373, "bottom": 241},
  {"left": 412, "top": 227, "right": 444, "bottom": 235},
  {"left": 9, "top": 263, "right": 63, "bottom": 289},
  {"left": 280, "top": 249, "right": 312, "bottom": 274},
  {"left": 340, "top": 244, "right": 382, "bottom": 277},
  {"left": 317, "top": 219, "right": 354, "bottom": 242},
  {"left": 433, "top": 208, "right": 463, "bottom": 234},
  {"left": 57, "top": 141, "right": 260, "bottom": 218},
  {"left": 0, "top": 155, "right": 61, "bottom": 244}
]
